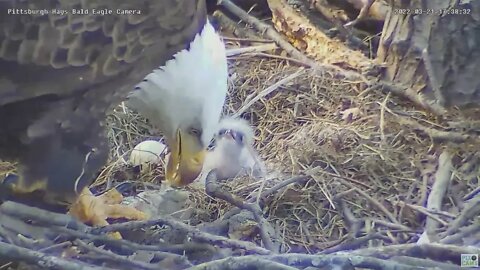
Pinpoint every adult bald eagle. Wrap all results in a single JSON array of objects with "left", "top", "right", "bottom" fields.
[
  {"left": 127, "top": 18, "right": 228, "bottom": 187},
  {"left": 0, "top": 0, "right": 227, "bottom": 227}
]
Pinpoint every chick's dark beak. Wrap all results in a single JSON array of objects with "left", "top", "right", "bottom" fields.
[{"left": 219, "top": 129, "right": 244, "bottom": 145}]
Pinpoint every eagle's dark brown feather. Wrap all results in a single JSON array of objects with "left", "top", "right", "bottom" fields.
[{"left": 0, "top": 0, "right": 208, "bottom": 205}]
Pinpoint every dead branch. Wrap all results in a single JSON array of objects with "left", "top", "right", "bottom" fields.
[
  {"left": 313, "top": 169, "right": 402, "bottom": 227},
  {"left": 233, "top": 68, "right": 304, "bottom": 117},
  {"left": 92, "top": 216, "right": 271, "bottom": 255},
  {"left": 325, "top": 17, "right": 367, "bottom": 52},
  {"left": 0, "top": 201, "right": 88, "bottom": 231},
  {"left": 368, "top": 219, "right": 417, "bottom": 232},
  {"left": 0, "top": 241, "right": 107, "bottom": 270},
  {"left": 240, "top": 52, "right": 313, "bottom": 67},
  {"left": 56, "top": 222, "right": 217, "bottom": 260},
  {"left": 204, "top": 170, "right": 281, "bottom": 253},
  {"left": 463, "top": 185, "right": 480, "bottom": 201},
  {"left": 443, "top": 195, "right": 480, "bottom": 236},
  {"left": 396, "top": 202, "right": 449, "bottom": 226},
  {"left": 398, "top": 117, "right": 471, "bottom": 142},
  {"left": 222, "top": 36, "right": 273, "bottom": 43},
  {"left": 320, "top": 233, "right": 389, "bottom": 254},
  {"left": 374, "top": 81, "right": 446, "bottom": 116},
  {"left": 0, "top": 206, "right": 203, "bottom": 269},
  {"left": 153, "top": 243, "right": 220, "bottom": 256},
  {"left": 421, "top": 48, "right": 445, "bottom": 106},
  {"left": 0, "top": 212, "right": 54, "bottom": 243},
  {"left": 186, "top": 253, "right": 426, "bottom": 270},
  {"left": 219, "top": 0, "right": 318, "bottom": 67},
  {"left": 252, "top": 175, "right": 309, "bottom": 202},
  {"left": 226, "top": 43, "right": 278, "bottom": 56},
  {"left": 344, "top": 0, "right": 376, "bottom": 27},
  {"left": 424, "top": 150, "right": 453, "bottom": 242},
  {"left": 213, "top": 10, "right": 262, "bottom": 40},
  {"left": 440, "top": 220, "right": 480, "bottom": 245},
  {"left": 390, "top": 256, "right": 459, "bottom": 270},
  {"left": 185, "top": 256, "right": 297, "bottom": 270},
  {"left": 219, "top": 0, "right": 370, "bottom": 83},
  {"left": 74, "top": 240, "right": 181, "bottom": 270},
  {"left": 0, "top": 201, "right": 266, "bottom": 269},
  {"left": 349, "top": 243, "right": 480, "bottom": 263},
  {"left": 335, "top": 199, "right": 362, "bottom": 236},
  {"left": 345, "top": 0, "right": 388, "bottom": 21},
  {"left": 315, "top": 169, "right": 372, "bottom": 190}
]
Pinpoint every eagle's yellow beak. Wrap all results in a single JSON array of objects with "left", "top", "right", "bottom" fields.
[{"left": 166, "top": 129, "right": 206, "bottom": 187}]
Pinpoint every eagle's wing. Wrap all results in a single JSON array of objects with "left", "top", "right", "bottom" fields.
[
  {"left": 0, "top": 0, "right": 207, "bottom": 204},
  {"left": 0, "top": 1, "right": 207, "bottom": 105}
]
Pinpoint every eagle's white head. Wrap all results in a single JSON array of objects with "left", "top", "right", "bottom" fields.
[{"left": 128, "top": 20, "right": 228, "bottom": 186}]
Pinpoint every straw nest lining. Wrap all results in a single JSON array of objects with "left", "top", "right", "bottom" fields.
[
  {"left": 0, "top": 46, "right": 478, "bottom": 257},
  {"left": 92, "top": 51, "right": 478, "bottom": 252},
  {"left": 1, "top": 20, "right": 479, "bottom": 269}
]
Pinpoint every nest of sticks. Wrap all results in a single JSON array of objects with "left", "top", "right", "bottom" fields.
[{"left": 1, "top": 1, "right": 479, "bottom": 269}]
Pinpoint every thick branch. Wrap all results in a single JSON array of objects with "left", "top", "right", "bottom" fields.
[{"left": 0, "top": 241, "right": 107, "bottom": 270}]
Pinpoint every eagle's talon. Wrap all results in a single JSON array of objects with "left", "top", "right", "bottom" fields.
[
  {"left": 0, "top": 1, "right": 226, "bottom": 240},
  {"left": 68, "top": 187, "right": 148, "bottom": 238},
  {"left": 97, "top": 188, "right": 125, "bottom": 205}
]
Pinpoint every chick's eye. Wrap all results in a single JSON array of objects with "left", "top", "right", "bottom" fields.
[
  {"left": 189, "top": 128, "right": 201, "bottom": 137},
  {"left": 218, "top": 129, "right": 228, "bottom": 136},
  {"left": 232, "top": 131, "right": 244, "bottom": 143}
]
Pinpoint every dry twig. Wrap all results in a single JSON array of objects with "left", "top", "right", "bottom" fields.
[
  {"left": 185, "top": 256, "right": 297, "bottom": 270},
  {"left": 74, "top": 240, "right": 184, "bottom": 270},
  {"left": 344, "top": 0, "right": 376, "bottom": 27},
  {"left": 374, "top": 81, "right": 446, "bottom": 116},
  {"left": 219, "top": 0, "right": 318, "bottom": 67},
  {"left": 440, "top": 220, "right": 480, "bottom": 245},
  {"left": 93, "top": 216, "right": 271, "bottom": 255},
  {"left": 204, "top": 170, "right": 281, "bottom": 253},
  {"left": 398, "top": 117, "right": 471, "bottom": 142},
  {"left": 312, "top": 169, "right": 401, "bottom": 226},
  {"left": 397, "top": 202, "right": 449, "bottom": 227},
  {"left": 349, "top": 242, "right": 480, "bottom": 263},
  {"left": 443, "top": 195, "right": 480, "bottom": 236},
  {"left": 185, "top": 253, "right": 429, "bottom": 270},
  {"left": 226, "top": 43, "right": 278, "bottom": 56},
  {"left": 219, "top": 0, "right": 369, "bottom": 83},
  {"left": 233, "top": 68, "right": 304, "bottom": 117}
]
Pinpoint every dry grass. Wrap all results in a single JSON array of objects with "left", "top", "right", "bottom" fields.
[
  {"left": 79, "top": 50, "right": 479, "bottom": 252},
  {"left": 1, "top": 35, "right": 479, "bottom": 258},
  {"left": 0, "top": 6, "right": 478, "bottom": 268}
]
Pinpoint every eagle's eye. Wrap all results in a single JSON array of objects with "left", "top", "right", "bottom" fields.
[{"left": 189, "top": 128, "right": 201, "bottom": 137}]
